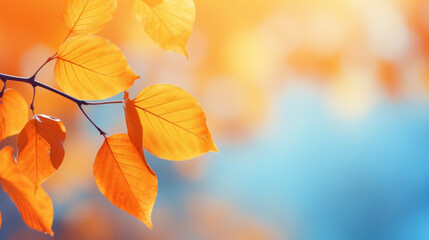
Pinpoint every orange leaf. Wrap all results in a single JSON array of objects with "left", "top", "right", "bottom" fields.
[
  {"left": 0, "top": 89, "right": 28, "bottom": 142},
  {"left": 93, "top": 134, "right": 157, "bottom": 228},
  {"left": 17, "top": 114, "right": 66, "bottom": 189},
  {"left": 131, "top": 84, "right": 217, "bottom": 160},
  {"left": 131, "top": 0, "right": 195, "bottom": 57},
  {"left": 63, "top": 0, "right": 117, "bottom": 34},
  {"left": 0, "top": 147, "right": 54, "bottom": 235},
  {"left": 123, "top": 91, "right": 143, "bottom": 156},
  {"left": 123, "top": 91, "right": 155, "bottom": 175},
  {"left": 0, "top": 211, "right": 2, "bottom": 229},
  {"left": 55, "top": 35, "right": 139, "bottom": 100}
]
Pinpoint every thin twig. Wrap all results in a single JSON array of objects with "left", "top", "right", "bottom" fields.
[
  {"left": 32, "top": 56, "right": 55, "bottom": 78},
  {"left": 35, "top": 80, "right": 85, "bottom": 104},
  {"left": 78, "top": 104, "right": 106, "bottom": 135}
]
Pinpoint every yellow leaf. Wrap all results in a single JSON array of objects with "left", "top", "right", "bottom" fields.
[
  {"left": 55, "top": 35, "right": 139, "bottom": 100},
  {"left": 63, "top": 0, "right": 117, "bottom": 34},
  {"left": 93, "top": 134, "right": 157, "bottom": 228},
  {"left": 0, "top": 147, "right": 54, "bottom": 236},
  {"left": 131, "top": 0, "right": 195, "bottom": 57},
  {"left": 17, "top": 115, "right": 66, "bottom": 189},
  {"left": 131, "top": 84, "right": 217, "bottom": 161},
  {"left": 0, "top": 89, "right": 28, "bottom": 142}
]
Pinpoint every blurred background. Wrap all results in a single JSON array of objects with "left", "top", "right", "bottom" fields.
[{"left": 1, "top": 0, "right": 429, "bottom": 239}]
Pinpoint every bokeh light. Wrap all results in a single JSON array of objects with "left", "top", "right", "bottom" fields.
[{"left": 1, "top": 0, "right": 429, "bottom": 239}]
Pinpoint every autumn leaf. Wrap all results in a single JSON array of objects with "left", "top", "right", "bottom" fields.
[
  {"left": 63, "top": 0, "right": 117, "bottom": 34},
  {"left": 93, "top": 134, "right": 157, "bottom": 228},
  {"left": 0, "top": 89, "right": 28, "bottom": 142},
  {"left": 123, "top": 91, "right": 144, "bottom": 156},
  {"left": 130, "top": 84, "right": 217, "bottom": 161},
  {"left": 123, "top": 91, "right": 155, "bottom": 175},
  {"left": 0, "top": 147, "right": 54, "bottom": 235},
  {"left": 0, "top": 211, "right": 2, "bottom": 229},
  {"left": 131, "top": 0, "right": 195, "bottom": 58},
  {"left": 17, "top": 114, "right": 66, "bottom": 190},
  {"left": 54, "top": 35, "right": 139, "bottom": 100}
]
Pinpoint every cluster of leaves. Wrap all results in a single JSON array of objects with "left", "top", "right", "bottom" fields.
[{"left": 0, "top": 0, "right": 217, "bottom": 235}]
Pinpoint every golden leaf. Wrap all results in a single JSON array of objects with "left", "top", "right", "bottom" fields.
[
  {"left": 55, "top": 35, "right": 139, "bottom": 100},
  {"left": 17, "top": 114, "right": 66, "bottom": 189},
  {"left": 0, "top": 147, "right": 54, "bottom": 236},
  {"left": 0, "top": 89, "right": 28, "bottom": 142},
  {"left": 94, "top": 134, "right": 157, "bottom": 228},
  {"left": 131, "top": 84, "right": 217, "bottom": 161},
  {"left": 132, "top": 0, "right": 195, "bottom": 57},
  {"left": 63, "top": 0, "right": 117, "bottom": 34}
]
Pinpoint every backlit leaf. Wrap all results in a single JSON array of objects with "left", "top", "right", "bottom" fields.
[
  {"left": 131, "top": 84, "right": 217, "bottom": 161},
  {"left": 131, "top": 0, "right": 195, "bottom": 57},
  {"left": 94, "top": 134, "right": 157, "bottom": 228},
  {"left": 63, "top": 0, "right": 117, "bottom": 34},
  {"left": 17, "top": 114, "right": 66, "bottom": 189},
  {"left": 0, "top": 89, "right": 28, "bottom": 142},
  {"left": 0, "top": 147, "right": 54, "bottom": 235},
  {"left": 55, "top": 35, "right": 139, "bottom": 100}
]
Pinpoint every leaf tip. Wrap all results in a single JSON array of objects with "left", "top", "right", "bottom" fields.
[
  {"left": 146, "top": 221, "right": 153, "bottom": 230},
  {"left": 212, "top": 145, "right": 219, "bottom": 153},
  {"left": 133, "top": 73, "right": 141, "bottom": 81},
  {"left": 183, "top": 48, "right": 189, "bottom": 60},
  {"left": 210, "top": 141, "right": 219, "bottom": 153}
]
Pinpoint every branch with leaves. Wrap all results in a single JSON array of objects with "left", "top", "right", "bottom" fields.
[{"left": 0, "top": 0, "right": 217, "bottom": 235}]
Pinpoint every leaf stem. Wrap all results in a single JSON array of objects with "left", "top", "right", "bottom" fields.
[
  {"left": 32, "top": 56, "right": 55, "bottom": 78},
  {"left": 86, "top": 100, "right": 123, "bottom": 105},
  {"left": 30, "top": 84, "right": 36, "bottom": 114},
  {"left": 0, "top": 78, "right": 6, "bottom": 98}
]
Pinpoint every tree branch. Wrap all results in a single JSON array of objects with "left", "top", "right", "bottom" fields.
[{"left": 0, "top": 72, "right": 120, "bottom": 135}]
